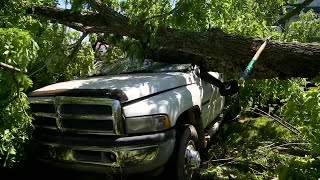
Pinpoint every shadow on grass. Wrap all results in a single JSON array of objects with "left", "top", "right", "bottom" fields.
[{"left": 200, "top": 117, "right": 298, "bottom": 180}]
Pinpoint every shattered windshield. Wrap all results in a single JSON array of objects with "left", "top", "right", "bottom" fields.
[{"left": 90, "top": 58, "right": 192, "bottom": 76}]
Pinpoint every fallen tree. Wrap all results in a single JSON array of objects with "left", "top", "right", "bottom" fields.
[{"left": 27, "top": 1, "right": 320, "bottom": 79}]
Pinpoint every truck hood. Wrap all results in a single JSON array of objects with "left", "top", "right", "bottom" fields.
[{"left": 29, "top": 72, "right": 195, "bottom": 102}]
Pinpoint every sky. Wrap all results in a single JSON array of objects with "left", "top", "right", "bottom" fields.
[{"left": 57, "top": 0, "right": 71, "bottom": 9}]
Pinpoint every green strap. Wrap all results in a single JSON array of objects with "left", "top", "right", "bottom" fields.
[{"left": 241, "top": 58, "right": 257, "bottom": 80}]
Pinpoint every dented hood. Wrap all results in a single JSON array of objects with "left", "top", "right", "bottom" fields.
[{"left": 29, "top": 72, "right": 195, "bottom": 102}]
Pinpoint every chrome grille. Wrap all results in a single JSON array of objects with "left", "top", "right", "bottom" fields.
[{"left": 29, "top": 96, "right": 122, "bottom": 135}]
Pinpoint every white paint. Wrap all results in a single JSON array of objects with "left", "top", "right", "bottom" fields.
[
  {"left": 123, "top": 83, "right": 202, "bottom": 126},
  {"left": 32, "top": 72, "right": 196, "bottom": 102},
  {"left": 32, "top": 71, "right": 225, "bottom": 127},
  {"left": 122, "top": 71, "right": 225, "bottom": 126}
]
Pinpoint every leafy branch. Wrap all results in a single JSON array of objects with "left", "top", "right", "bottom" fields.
[
  {"left": 275, "top": 0, "right": 314, "bottom": 26},
  {"left": 12, "top": 73, "right": 29, "bottom": 119},
  {"left": 143, "top": 4, "right": 179, "bottom": 21}
]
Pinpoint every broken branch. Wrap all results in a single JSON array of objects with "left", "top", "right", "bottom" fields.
[
  {"left": 0, "top": 62, "right": 23, "bottom": 72},
  {"left": 251, "top": 108, "right": 303, "bottom": 138},
  {"left": 69, "top": 32, "right": 88, "bottom": 62}
]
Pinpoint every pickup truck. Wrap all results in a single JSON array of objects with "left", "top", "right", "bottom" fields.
[{"left": 27, "top": 59, "right": 225, "bottom": 180}]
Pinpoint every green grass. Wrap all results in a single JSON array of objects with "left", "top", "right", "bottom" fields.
[{"left": 200, "top": 117, "right": 311, "bottom": 180}]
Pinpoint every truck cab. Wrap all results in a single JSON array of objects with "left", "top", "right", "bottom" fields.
[{"left": 28, "top": 59, "right": 225, "bottom": 179}]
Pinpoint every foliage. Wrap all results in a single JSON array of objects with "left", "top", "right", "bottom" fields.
[
  {"left": 201, "top": 117, "right": 309, "bottom": 179},
  {"left": 29, "top": 24, "right": 94, "bottom": 89},
  {"left": 0, "top": 0, "right": 94, "bottom": 167},
  {"left": 283, "top": 10, "right": 320, "bottom": 42},
  {"left": 235, "top": 6, "right": 320, "bottom": 179},
  {"left": 239, "top": 78, "right": 305, "bottom": 113},
  {"left": 282, "top": 87, "right": 320, "bottom": 156},
  {"left": 0, "top": 28, "right": 36, "bottom": 167},
  {"left": 0, "top": 2, "right": 320, "bottom": 180}
]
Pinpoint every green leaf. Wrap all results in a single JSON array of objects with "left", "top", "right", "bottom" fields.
[{"left": 3, "top": 50, "right": 9, "bottom": 55}]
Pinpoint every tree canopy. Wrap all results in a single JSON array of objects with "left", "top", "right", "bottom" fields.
[
  {"left": 1, "top": 1, "right": 320, "bottom": 177},
  {"left": 25, "top": 0, "right": 320, "bottom": 79}
]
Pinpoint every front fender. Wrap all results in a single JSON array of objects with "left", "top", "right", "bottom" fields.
[{"left": 122, "top": 84, "right": 201, "bottom": 126}]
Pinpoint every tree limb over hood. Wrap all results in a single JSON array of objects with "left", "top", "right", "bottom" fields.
[{"left": 27, "top": 6, "right": 320, "bottom": 79}]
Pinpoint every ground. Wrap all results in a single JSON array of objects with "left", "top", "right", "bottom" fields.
[{"left": 200, "top": 117, "right": 304, "bottom": 180}]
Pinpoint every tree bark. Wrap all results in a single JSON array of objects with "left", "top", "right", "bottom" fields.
[
  {"left": 27, "top": 6, "right": 320, "bottom": 79},
  {"left": 27, "top": 6, "right": 144, "bottom": 37},
  {"left": 153, "top": 28, "right": 320, "bottom": 79}
]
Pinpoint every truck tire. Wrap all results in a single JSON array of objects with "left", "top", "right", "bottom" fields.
[{"left": 171, "top": 125, "right": 201, "bottom": 180}]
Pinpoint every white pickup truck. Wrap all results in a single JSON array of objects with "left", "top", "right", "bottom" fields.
[{"left": 27, "top": 60, "right": 226, "bottom": 179}]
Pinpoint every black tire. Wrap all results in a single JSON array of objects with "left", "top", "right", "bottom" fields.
[{"left": 168, "top": 125, "right": 200, "bottom": 180}]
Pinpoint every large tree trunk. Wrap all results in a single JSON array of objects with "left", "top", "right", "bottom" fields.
[
  {"left": 154, "top": 28, "right": 320, "bottom": 79},
  {"left": 27, "top": 5, "right": 320, "bottom": 79}
]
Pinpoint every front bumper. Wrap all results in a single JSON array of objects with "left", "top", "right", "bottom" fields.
[{"left": 34, "top": 129, "right": 176, "bottom": 174}]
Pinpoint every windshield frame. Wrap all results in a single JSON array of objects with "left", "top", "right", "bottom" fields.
[{"left": 90, "top": 58, "right": 193, "bottom": 76}]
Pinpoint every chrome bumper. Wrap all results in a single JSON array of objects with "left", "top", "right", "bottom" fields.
[{"left": 35, "top": 129, "right": 176, "bottom": 174}]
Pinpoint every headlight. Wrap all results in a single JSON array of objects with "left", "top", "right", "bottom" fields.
[{"left": 125, "top": 115, "right": 171, "bottom": 134}]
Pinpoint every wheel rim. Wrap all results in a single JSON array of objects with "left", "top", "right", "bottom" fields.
[{"left": 184, "top": 140, "right": 201, "bottom": 179}]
